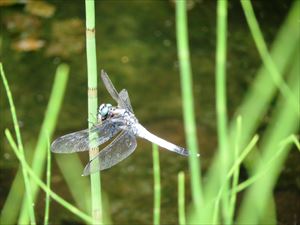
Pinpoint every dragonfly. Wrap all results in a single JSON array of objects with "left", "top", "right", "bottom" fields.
[{"left": 51, "top": 70, "right": 197, "bottom": 176}]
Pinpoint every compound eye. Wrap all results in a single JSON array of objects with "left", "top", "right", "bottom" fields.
[
  {"left": 99, "top": 103, "right": 105, "bottom": 111},
  {"left": 100, "top": 106, "right": 109, "bottom": 117}
]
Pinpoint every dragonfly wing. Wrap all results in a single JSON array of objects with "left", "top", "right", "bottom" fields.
[
  {"left": 82, "top": 130, "right": 137, "bottom": 175},
  {"left": 119, "top": 89, "right": 134, "bottom": 113},
  {"left": 101, "top": 70, "right": 119, "bottom": 102},
  {"left": 51, "top": 120, "right": 124, "bottom": 153},
  {"left": 101, "top": 70, "right": 127, "bottom": 109}
]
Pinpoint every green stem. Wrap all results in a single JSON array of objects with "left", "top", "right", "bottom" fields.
[
  {"left": 85, "top": 0, "right": 102, "bottom": 223},
  {"left": 212, "top": 134, "right": 259, "bottom": 223},
  {"left": 175, "top": 0, "right": 203, "bottom": 214},
  {"left": 18, "top": 64, "right": 69, "bottom": 224},
  {"left": 208, "top": 134, "right": 298, "bottom": 213},
  {"left": 152, "top": 144, "right": 161, "bottom": 225},
  {"left": 0, "top": 63, "right": 36, "bottom": 225},
  {"left": 44, "top": 136, "right": 51, "bottom": 225},
  {"left": 5, "top": 130, "right": 94, "bottom": 224},
  {"left": 228, "top": 116, "right": 242, "bottom": 223},
  {"left": 235, "top": 134, "right": 299, "bottom": 194},
  {"left": 240, "top": 0, "right": 299, "bottom": 115},
  {"left": 178, "top": 172, "right": 186, "bottom": 225},
  {"left": 237, "top": 47, "right": 299, "bottom": 224},
  {"left": 203, "top": 1, "right": 299, "bottom": 221},
  {"left": 215, "top": 0, "right": 229, "bottom": 223}
]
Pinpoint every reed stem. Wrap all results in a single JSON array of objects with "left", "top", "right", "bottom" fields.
[
  {"left": 18, "top": 64, "right": 69, "bottom": 224},
  {"left": 0, "top": 63, "right": 36, "bottom": 225},
  {"left": 85, "top": 0, "right": 102, "bottom": 223},
  {"left": 152, "top": 144, "right": 161, "bottom": 225},
  {"left": 178, "top": 172, "right": 186, "bottom": 225},
  {"left": 175, "top": 0, "right": 203, "bottom": 215},
  {"left": 215, "top": 0, "right": 229, "bottom": 222},
  {"left": 228, "top": 116, "right": 242, "bottom": 223},
  {"left": 5, "top": 130, "right": 94, "bottom": 224},
  {"left": 44, "top": 137, "right": 51, "bottom": 225}
]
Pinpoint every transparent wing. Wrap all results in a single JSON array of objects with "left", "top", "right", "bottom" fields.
[
  {"left": 101, "top": 70, "right": 127, "bottom": 109},
  {"left": 119, "top": 89, "right": 134, "bottom": 113},
  {"left": 51, "top": 120, "right": 124, "bottom": 153},
  {"left": 82, "top": 130, "right": 137, "bottom": 175},
  {"left": 101, "top": 70, "right": 120, "bottom": 103}
]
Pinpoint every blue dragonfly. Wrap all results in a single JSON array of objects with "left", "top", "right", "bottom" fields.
[{"left": 51, "top": 71, "right": 195, "bottom": 175}]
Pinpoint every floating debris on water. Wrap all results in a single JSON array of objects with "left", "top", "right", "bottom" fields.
[
  {"left": 25, "top": 0, "right": 56, "bottom": 18},
  {"left": 45, "top": 18, "right": 85, "bottom": 58},
  {"left": 11, "top": 37, "right": 45, "bottom": 52}
]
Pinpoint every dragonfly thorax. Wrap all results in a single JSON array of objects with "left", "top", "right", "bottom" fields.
[{"left": 117, "top": 109, "right": 139, "bottom": 135}]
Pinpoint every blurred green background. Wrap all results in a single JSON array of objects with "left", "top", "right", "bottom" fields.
[{"left": 0, "top": 0, "right": 299, "bottom": 224}]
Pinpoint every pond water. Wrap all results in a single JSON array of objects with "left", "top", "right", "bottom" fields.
[{"left": 0, "top": 0, "right": 298, "bottom": 224}]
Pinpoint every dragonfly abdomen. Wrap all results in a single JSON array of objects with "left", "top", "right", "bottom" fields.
[{"left": 135, "top": 124, "right": 190, "bottom": 156}]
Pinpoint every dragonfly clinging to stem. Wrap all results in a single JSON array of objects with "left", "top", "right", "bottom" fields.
[{"left": 51, "top": 71, "right": 198, "bottom": 175}]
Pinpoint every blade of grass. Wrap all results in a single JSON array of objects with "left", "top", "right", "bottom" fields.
[
  {"left": 209, "top": 134, "right": 299, "bottom": 213},
  {"left": 227, "top": 135, "right": 300, "bottom": 224},
  {"left": 0, "top": 168, "right": 23, "bottom": 224},
  {"left": 85, "top": 0, "right": 102, "bottom": 223},
  {"left": 237, "top": 49, "right": 299, "bottom": 224},
  {"left": 203, "top": 1, "right": 300, "bottom": 216},
  {"left": 44, "top": 136, "right": 51, "bottom": 225},
  {"left": 5, "top": 129, "right": 94, "bottom": 224},
  {"left": 279, "top": 135, "right": 299, "bottom": 151},
  {"left": 226, "top": 134, "right": 259, "bottom": 180},
  {"left": 203, "top": 134, "right": 299, "bottom": 219},
  {"left": 18, "top": 64, "right": 69, "bottom": 224},
  {"left": 175, "top": 0, "right": 203, "bottom": 217},
  {"left": 234, "top": 134, "right": 299, "bottom": 193},
  {"left": 0, "top": 63, "right": 36, "bottom": 225},
  {"left": 228, "top": 116, "right": 242, "bottom": 223},
  {"left": 241, "top": 0, "right": 299, "bottom": 115},
  {"left": 178, "top": 171, "right": 186, "bottom": 225},
  {"left": 1, "top": 64, "right": 70, "bottom": 224},
  {"left": 55, "top": 155, "right": 91, "bottom": 213},
  {"left": 152, "top": 144, "right": 161, "bottom": 225},
  {"left": 215, "top": 0, "right": 230, "bottom": 223},
  {"left": 212, "top": 134, "right": 259, "bottom": 224}
]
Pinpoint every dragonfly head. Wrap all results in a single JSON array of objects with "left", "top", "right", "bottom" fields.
[{"left": 98, "top": 103, "right": 113, "bottom": 121}]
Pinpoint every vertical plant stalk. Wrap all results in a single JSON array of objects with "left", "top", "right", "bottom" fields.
[
  {"left": 18, "top": 64, "right": 69, "bottom": 224},
  {"left": 228, "top": 116, "right": 242, "bottom": 223},
  {"left": 44, "top": 137, "right": 51, "bottom": 225},
  {"left": 0, "top": 64, "right": 36, "bottom": 225},
  {"left": 152, "top": 144, "right": 161, "bottom": 225},
  {"left": 175, "top": 0, "right": 203, "bottom": 213},
  {"left": 202, "top": 2, "right": 299, "bottom": 219},
  {"left": 1, "top": 64, "right": 69, "bottom": 223},
  {"left": 85, "top": 0, "right": 102, "bottom": 223},
  {"left": 178, "top": 172, "right": 186, "bottom": 225},
  {"left": 237, "top": 55, "right": 299, "bottom": 224},
  {"left": 215, "top": 0, "right": 230, "bottom": 222}
]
